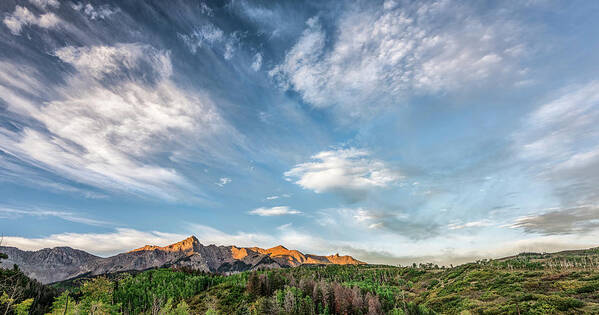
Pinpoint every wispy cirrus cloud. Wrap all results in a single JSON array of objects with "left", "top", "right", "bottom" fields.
[
  {"left": 0, "top": 43, "right": 237, "bottom": 200},
  {"left": 0, "top": 206, "right": 111, "bottom": 226}
]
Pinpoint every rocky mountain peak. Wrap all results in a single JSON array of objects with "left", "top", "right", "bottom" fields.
[
  {"left": 326, "top": 253, "right": 365, "bottom": 265},
  {"left": 130, "top": 235, "right": 201, "bottom": 253},
  {"left": 177, "top": 235, "right": 200, "bottom": 248}
]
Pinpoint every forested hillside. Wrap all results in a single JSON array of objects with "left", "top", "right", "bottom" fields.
[
  {"left": 2, "top": 247, "right": 599, "bottom": 314},
  {"left": 0, "top": 253, "right": 58, "bottom": 315}
]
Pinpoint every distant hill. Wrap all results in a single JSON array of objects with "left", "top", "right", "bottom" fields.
[{"left": 0, "top": 236, "right": 365, "bottom": 284}]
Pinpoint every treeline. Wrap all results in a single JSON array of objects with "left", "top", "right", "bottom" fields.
[
  {"left": 114, "top": 268, "right": 239, "bottom": 314},
  {"left": 42, "top": 267, "right": 435, "bottom": 314},
  {"left": 49, "top": 269, "right": 244, "bottom": 314},
  {"left": 243, "top": 265, "right": 433, "bottom": 313},
  {"left": 245, "top": 271, "right": 387, "bottom": 314},
  {"left": 488, "top": 255, "right": 599, "bottom": 271}
]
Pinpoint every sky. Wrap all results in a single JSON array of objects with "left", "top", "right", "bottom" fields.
[{"left": 0, "top": 0, "right": 598, "bottom": 266}]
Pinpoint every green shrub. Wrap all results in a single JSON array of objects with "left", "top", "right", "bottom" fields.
[
  {"left": 540, "top": 295, "right": 584, "bottom": 311},
  {"left": 576, "top": 281, "right": 599, "bottom": 293}
]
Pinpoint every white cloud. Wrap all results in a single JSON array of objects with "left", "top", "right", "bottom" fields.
[
  {"left": 223, "top": 32, "right": 242, "bottom": 60},
  {"left": 265, "top": 193, "right": 290, "bottom": 200},
  {"left": 199, "top": 2, "right": 213, "bottom": 16},
  {"left": 0, "top": 43, "right": 235, "bottom": 200},
  {"left": 277, "top": 223, "right": 293, "bottom": 230},
  {"left": 514, "top": 81, "right": 599, "bottom": 205},
  {"left": 54, "top": 44, "right": 171, "bottom": 80},
  {"left": 353, "top": 208, "right": 375, "bottom": 222},
  {"left": 29, "top": 0, "right": 60, "bottom": 10},
  {"left": 516, "top": 81, "right": 599, "bottom": 163},
  {"left": 72, "top": 3, "right": 117, "bottom": 20},
  {"left": 4, "top": 6, "right": 36, "bottom": 34},
  {"left": 270, "top": 2, "right": 526, "bottom": 117},
  {"left": 448, "top": 220, "right": 494, "bottom": 230},
  {"left": 1, "top": 228, "right": 187, "bottom": 257},
  {"left": 37, "top": 12, "right": 60, "bottom": 28},
  {"left": 554, "top": 147, "right": 599, "bottom": 172},
  {"left": 251, "top": 52, "right": 263, "bottom": 71},
  {"left": 368, "top": 222, "right": 383, "bottom": 229},
  {"left": 223, "top": 40, "right": 236, "bottom": 60},
  {"left": 2, "top": 225, "right": 277, "bottom": 257},
  {"left": 249, "top": 206, "right": 301, "bottom": 216},
  {"left": 178, "top": 24, "right": 244, "bottom": 60},
  {"left": 1, "top": 225, "right": 277, "bottom": 257},
  {"left": 285, "top": 148, "right": 400, "bottom": 194},
  {"left": 3, "top": 6, "right": 62, "bottom": 35},
  {"left": 216, "top": 177, "right": 232, "bottom": 187},
  {"left": 178, "top": 23, "right": 224, "bottom": 54}
]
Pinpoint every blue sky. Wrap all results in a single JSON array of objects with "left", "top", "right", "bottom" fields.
[{"left": 1, "top": 0, "right": 599, "bottom": 265}]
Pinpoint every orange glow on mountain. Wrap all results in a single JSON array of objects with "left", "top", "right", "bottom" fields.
[
  {"left": 129, "top": 236, "right": 199, "bottom": 254},
  {"left": 129, "top": 236, "right": 365, "bottom": 266}
]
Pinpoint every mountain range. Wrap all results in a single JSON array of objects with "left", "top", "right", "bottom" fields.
[{"left": 0, "top": 236, "right": 365, "bottom": 284}]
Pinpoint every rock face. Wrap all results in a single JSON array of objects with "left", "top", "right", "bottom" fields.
[
  {"left": 0, "top": 236, "right": 365, "bottom": 284},
  {"left": 0, "top": 246, "right": 99, "bottom": 284}
]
